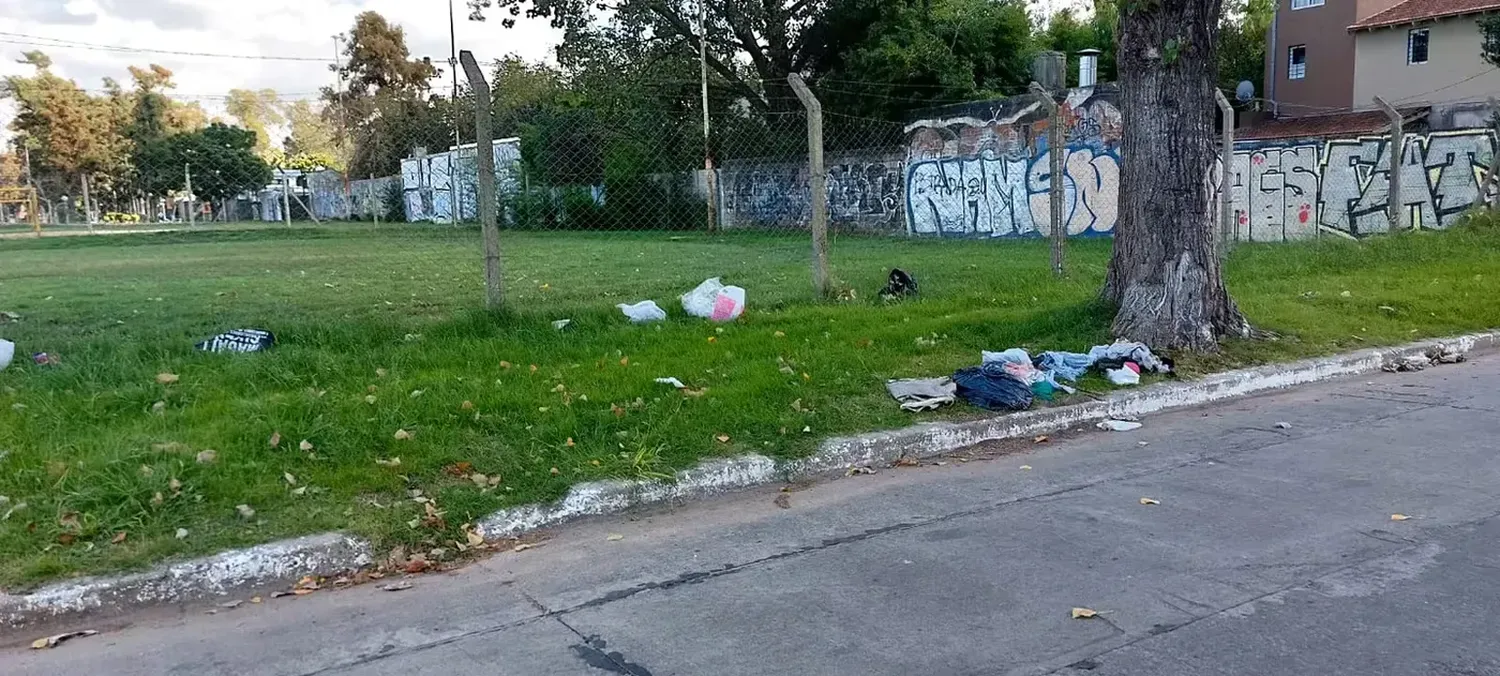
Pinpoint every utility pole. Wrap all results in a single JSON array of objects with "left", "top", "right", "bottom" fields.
[
  {"left": 448, "top": 0, "right": 462, "bottom": 226},
  {"left": 698, "top": 0, "right": 717, "bottom": 232}
]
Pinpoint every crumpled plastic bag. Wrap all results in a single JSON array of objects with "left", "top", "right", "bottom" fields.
[
  {"left": 0, "top": 339, "right": 13, "bottom": 372},
  {"left": 1106, "top": 367, "right": 1140, "bottom": 386},
  {"left": 195, "top": 329, "right": 276, "bottom": 354},
  {"left": 617, "top": 300, "right": 667, "bottom": 323},
  {"left": 681, "top": 278, "right": 746, "bottom": 322}
]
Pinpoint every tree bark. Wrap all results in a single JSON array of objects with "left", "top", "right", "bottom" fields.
[{"left": 1104, "top": 0, "right": 1250, "bottom": 352}]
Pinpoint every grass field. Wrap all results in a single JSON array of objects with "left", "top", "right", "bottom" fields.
[{"left": 3, "top": 221, "right": 1499, "bottom": 589}]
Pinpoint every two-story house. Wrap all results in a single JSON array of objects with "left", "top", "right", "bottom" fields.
[{"left": 1261, "top": 0, "right": 1500, "bottom": 127}]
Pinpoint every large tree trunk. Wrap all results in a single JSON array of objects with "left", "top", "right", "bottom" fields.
[{"left": 1104, "top": 0, "right": 1250, "bottom": 351}]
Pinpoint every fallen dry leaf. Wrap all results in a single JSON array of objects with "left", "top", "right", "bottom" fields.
[
  {"left": 894, "top": 456, "right": 921, "bottom": 467},
  {"left": 715, "top": 434, "right": 731, "bottom": 443},
  {"left": 195, "top": 450, "right": 217, "bottom": 464},
  {"left": 1071, "top": 607, "right": 1098, "bottom": 619},
  {"left": 550, "top": 467, "right": 560, "bottom": 475},
  {"left": 30, "top": 630, "right": 98, "bottom": 650},
  {"left": 250, "top": 596, "right": 262, "bottom": 604},
  {"left": 151, "top": 401, "right": 166, "bottom": 415},
  {"left": 500, "top": 361, "right": 513, "bottom": 369},
  {"left": 175, "top": 528, "right": 189, "bottom": 539},
  {"left": 393, "top": 429, "right": 413, "bottom": 441},
  {"left": 461, "top": 400, "right": 474, "bottom": 411},
  {"left": 375, "top": 457, "right": 401, "bottom": 467},
  {"left": 376, "top": 368, "right": 388, "bottom": 378},
  {"left": 620, "top": 357, "right": 629, "bottom": 366},
  {"left": 269, "top": 431, "right": 282, "bottom": 448},
  {"left": 565, "top": 437, "right": 575, "bottom": 447},
  {"left": 845, "top": 466, "right": 877, "bottom": 476},
  {"left": 607, "top": 534, "right": 624, "bottom": 541},
  {"left": 283, "top": 472, "right": 297, "bottom": 486},
  {"left": 1391, "top": 514, "right": 1412, "bottom": 521},
  {"left": 111, "top": 531, "right": 127, "bottom": 544},
  {"left": 1033, "top": 435, "right": 1049, "bottom": 443},
  {"left": 380, "top": 581, "right": 414, "bottom": 592},
  {"left": 1139, "top": 498, "right": 1160, "bottom": 506},
  {"left": 298, "top": 439, "right": 314, "bottom": 452},
  {"left": 220, "top": 600, "right": 244, "bottom": 609},
  {"left": 470, "top": 473, "right": 489, "bottom": 487},
  {"left": 774, "top": 331, "right": 786, "bottom": 338},
  {"left": 529, "top": 364, "right": 538, "bottom": 373},
  {"left": 513, "top": 543, "right": 538, "bottom": 553},
  {"left": 773, "top": 493, "right": 791, "bottom": 509},
  {"left": 236, "top": 504, "right": 256, "bottom": 520},
  {"left": 156, "top": 373, "right": 179, "bottom": 385},
  {"left": 169, "top": 477, "right": 182, "bottom": 493},
  {"left": 365, "top": 395, "right": 378, "bottom": 404},
  {"left": 1020, "top": 465, "right": 1033, "bottom": 471},
  {"left": 269, "top": 591, "right": 295, "bottom": 598}
]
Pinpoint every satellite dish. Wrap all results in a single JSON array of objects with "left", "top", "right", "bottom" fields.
[{"left": 1236, "top": 80, "right": 1256, "bottom": 102}]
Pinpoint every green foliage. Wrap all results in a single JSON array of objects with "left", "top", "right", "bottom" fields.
[
  {"left": 382, "top": 179, "right": 406, "bottom": 222},
  {"left": 1039, "top": 2, "right": 1118, "bottom": 86},
  {"left": 136, "top": 124, "right": 272, "bottom": 201},
  {"left": 1219, "top": 0, "right": 1273, "bottom": 100},
  {"left": 1480, "top": 15, "right": 1500, "bottom": 68}
]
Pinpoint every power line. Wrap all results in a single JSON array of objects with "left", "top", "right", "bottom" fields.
[{"left": 0, "top": 32, "right": 329, "bottom": 62}]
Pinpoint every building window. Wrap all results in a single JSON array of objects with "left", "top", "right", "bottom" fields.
[
  {"left": 1291, "top": 0, "right": 1324, "bottom": 8},
  {"left": 1288, "top": 45, "right": 1307, "bottom": 79},
  {"left": 1408, "top": 28, "right": 1430, "bottom": 64}
]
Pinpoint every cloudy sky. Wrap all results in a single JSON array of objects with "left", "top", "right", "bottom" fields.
[{"left": 0, "top": 0, "right": 563, "bottom": 133}]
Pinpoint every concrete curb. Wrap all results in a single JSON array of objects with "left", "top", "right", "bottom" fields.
[
  {"left": 1, "top": 533, "right": 370, "bottom": 629},
  {"left": 5, "top": 332, "right": 1493, "bottom": 629}
]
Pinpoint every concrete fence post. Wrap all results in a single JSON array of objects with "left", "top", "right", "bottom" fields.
[
  {"left": 1030, "top": 82, "right": 1065, "bottom": 277},
  {"left": 1374, "top": 96, "right": 1404, "bottom": 232},
  {"left": 788, "top": 73, "right": 832, "bottom": 299},
  {"left": 1214, "top": 90, "right": 1235, "bottom": 255},
  {"left": 461, "top": 50, "right": 504, "bottom": 311},
  {"left": 184, "top": 164, "right": 196, "bottom": 229}
]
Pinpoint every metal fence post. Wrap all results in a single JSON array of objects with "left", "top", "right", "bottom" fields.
[
  {"left": 1475, "top": 97, "right": 1500, "bottom": 211},
  {"left": 461, "top": 50, "right": 504, "bottom": 311},
  {"left": 1214, "top": 90, "right": 1235, "bottom": 256},
  {"left": 1374, "top": 96, "right": 1404, "bottom": 232},
  {"left": 788, "top": 73, "right": 831, "bottom": 299},
  {"left": 184, "top": 164, "right": 195, "bottom": 228},
  {"left": 1030, "top": 82, "right": 1064, "bottom": 277}
]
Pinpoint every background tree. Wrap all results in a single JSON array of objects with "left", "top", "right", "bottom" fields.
[
  {"left": 1104, "top": 0, "right": 1251, "bottom": 350},
  {"left": 1217, "top": 0, "right": 1273, "bottom": 102},
  {"left": 281, "top": 100, "right": 344, "bottom": 168},
  {"left": 226, "top": 88, "right": 285, "bottom": 158},
  {"left": 1039, "top": 1, "right": 1118, "bottom": 86},
  {"left": 137, "top": 123, "right": 271, "bottom": 202},
  {"left": 324, "top": 12, "right": 444, "bottom": 177}
]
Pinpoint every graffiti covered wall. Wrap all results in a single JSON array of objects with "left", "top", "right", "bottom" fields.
[
  {"left": 1226, "top": 130, "right": 1495, "bottom": 240},
  {"left": 904, "top": 86, "right": 1122, "bottom": 237},
  {"left": 718, "top": 152, "right": 905, "bottom": 231}
]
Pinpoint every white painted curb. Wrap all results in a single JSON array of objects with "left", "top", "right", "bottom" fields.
[{"left": 4, "top": 332, "right": 1492, "bottom": 629}]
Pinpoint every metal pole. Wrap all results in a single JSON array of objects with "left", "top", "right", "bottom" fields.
[
  {"left": 1374, "top": 96, "right": 1404, "bottom": 232},
  {"left": 449, "top": 0, "right": 462, "bottom": 226},
  {"left": 462, "top": 51, "right": 504, "bottom": 310},
  {"left": 698, "top": 0, "right": 717, "bottom": 232},
  {"left": 283, "top": 175, "right": 292, "bottom": 228},
  {"left": 185, "top": 164, "right": 195, "bottom": 228},
  {"left": 787, "top": 74, "right": 830, "bottom": 299},
  {"left": 1030, "top": 82, "right": 1064, "bottom": 276},
  {"left": 370, "top": 173, "right": 379, "bottom": 226},
  {"left": 1215, "top": 90, "right": 1235, "bottom": 255}
]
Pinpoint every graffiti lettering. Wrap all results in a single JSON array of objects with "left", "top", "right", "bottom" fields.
[{"left": 1227, "top": 131, "right": 1495, "bottom": 240}]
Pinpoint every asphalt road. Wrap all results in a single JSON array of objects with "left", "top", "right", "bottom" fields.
[{"left": 7, "top": 354, "right": 1500, "bottom": 676}]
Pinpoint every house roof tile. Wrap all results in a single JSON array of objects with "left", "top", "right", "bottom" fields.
[{"left": 1350, "top": 0, "right": 1500, "bottom": 31}]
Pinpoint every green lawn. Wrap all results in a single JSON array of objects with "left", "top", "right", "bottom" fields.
[{"left": 2, "top": 221, "right": 1499, "bottom": 589}]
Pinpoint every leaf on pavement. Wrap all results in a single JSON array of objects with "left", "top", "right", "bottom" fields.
[
  {"left": 1020, "top": 465, "right": 1033, "bottom": 471},
  {"left": 773, "top": 493, "right": 791, "bottom": 509},
  {"left": 513, "top": 543, "right": 538, "bottom": 553},
  {"left": 1139, "top": 498, "right": 1160, "bottom": 505},
  {"left": 1391, "top": 514, "right": 1412, "bottom": 521},
  {"left": 380, "top": 581, "right": 414, "bottom": 592},
  {"left": 30, "top": 630, "right": 97, "bottom": 650},
  {"left": 1071, "top": 607, "right": 1098, "bottom": 619},
  {"left": 1033, "top": 435, "right": 1049, "bottom": 443}
]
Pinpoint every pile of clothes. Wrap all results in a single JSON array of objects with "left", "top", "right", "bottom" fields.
[{"left": 887, "top": 340, "right": 1173, "bottom": 413}]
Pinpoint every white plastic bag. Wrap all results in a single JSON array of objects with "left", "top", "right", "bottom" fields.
[
  {"left": 681, "top": 278, "right": 746, "bottom": 322},
  {"left": 0, "top": 339, "right": 12, "bottom": 372},
  {"left": 1105, "top": 367, "right": 1140, "bottom": 386},
  {"left": 1097, "top": 419, "right": 1142, "bottom": 432},
  {"left": 617, "top": 300, "right": 667, "bottom": 323}
]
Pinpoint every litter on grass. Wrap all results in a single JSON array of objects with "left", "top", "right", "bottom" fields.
[
  {"left": 878, "top": 268, "right": 919, "bottom": 300},
  {"left": 655, "top": 377, "right": 687, "bottom": 389},
  {"left": 0, "top": 339, "right": 13, "bottom": 372},
  {"left": 886, "top": 377, "right": 956, "bottom": 412},
  {"left": 617, "top": 300, "right": 667, "bottom": 323},
  {"left": 195, "top": 328, "right": 275, "bottom": 354},
  {"left": 551, "top": 319, "right": 572, "bottom": 331},
  {"left": 953, "top": 363, "right": 1034, "bottom": 411},
  {"left": 681, "top": 278, "right": 746, "bottom": 322}
]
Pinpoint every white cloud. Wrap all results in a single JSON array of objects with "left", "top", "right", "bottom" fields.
[{"left": 0, "top": 0, "right": 563, "bottom": 140}]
